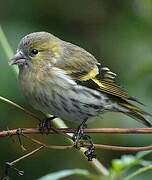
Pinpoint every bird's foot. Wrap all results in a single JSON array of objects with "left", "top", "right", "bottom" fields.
[
  {"left": 72, "top": 123, "right": 96, "bottom": 161},
  {"left": 84, "top": 145, "right": 96, "bottom": 161},
  {"left": 82, "top": 134, "right": 96, "bottom": 161},
  {"left": 39, "top": 116, "right": 55, "bottom": 134}
]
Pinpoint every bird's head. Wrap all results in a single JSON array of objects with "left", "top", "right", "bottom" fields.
[{"left": 10, "top": 32, "right": 62, "bottom": 68}]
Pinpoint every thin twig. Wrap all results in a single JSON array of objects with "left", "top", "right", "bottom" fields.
[
  {"left": 0, "top": 127, "right": 152, "bottom": 137},
  {"left": 8, "top": 146, "right": 44, "bottom": 166},
  {"left": 21, "top": 134, "right": 152, "bottom": 153},
  {"left": 22, "top": 134, "right": 73, "bottom": 150},
  {"left": 0, "top": 96, "right": 41, "bottom": 121},
  {"left": 1, "top": 127, "right": 152, "bottom": 151},
  {"left": 4, "top": 146, "right": 44, "bottom": 177},
  {"left": 87, "top": 144, "right": 152, "bottom": 152}
]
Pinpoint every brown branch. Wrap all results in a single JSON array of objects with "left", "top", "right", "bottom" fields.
[
  {"left": 2, "top": 133, "right": 152, "bottom": 178},
  {"left": 20, "top": 132, "right": 152, "bottom": 153},
  {"left": 22, "top": 134, "right": 73, "bottom": 150},
  {"left": 90, "top": 144, "right": 152, "bottom": 152},
  {"left": 0, "top": 127, "right": 152, "bottom": 137},
  {"left": 7, "top": 146, "right": 44, "bottom": 166},
  {"left": 1, "top": 127, "right": 152, "bottom": 152}
]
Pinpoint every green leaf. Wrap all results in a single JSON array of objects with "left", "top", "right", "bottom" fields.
[
  {"left": 111, "top": 151, "right": 152, "bottom": 179},
  {"left": 112, "top": 150, "right": 152, "bottom": 173},
  {"left": 136, "top": 150, "right": 152, "bottom": 159},
  {"left": 111, "top": 159, "right": 125, "bottom": 172},
  {"left": 111, "top": 155, "right": 140, "bottom": 173},
  {"left": 124, "top": 165, "right": 152, "bottom": 180},
  {"left": 38, "top": 169, "right": 101, "bottom": 180}
]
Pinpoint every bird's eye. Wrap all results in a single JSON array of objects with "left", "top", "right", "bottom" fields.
[{"left": 31, "top": 49, "right": 39, "bottom": 56}]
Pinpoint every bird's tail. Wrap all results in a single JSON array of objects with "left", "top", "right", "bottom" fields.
[{"left": 118, "top": 101, "right": 152, "bottom": 127}]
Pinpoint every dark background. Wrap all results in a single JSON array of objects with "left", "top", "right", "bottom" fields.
[{"left": 0, "top": 0, "right": 152, "bottom": 179}]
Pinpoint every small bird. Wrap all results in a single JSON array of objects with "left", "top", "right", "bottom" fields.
[{"left": 10, "top": 32, "right": 151, "bottom": 159}]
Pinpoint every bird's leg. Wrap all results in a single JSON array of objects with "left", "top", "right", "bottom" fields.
[
  {"left": 72, "top": 119, "right": 96, "bottom": 161},
  {"left": 39, "top": 116, "right": 56, "bottom": 133},
  {"left": 72, "top": 119, "right": 88, "bottom": 148}
]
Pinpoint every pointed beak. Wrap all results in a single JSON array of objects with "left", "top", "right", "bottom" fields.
[{"left": 9, "top": 51, "right": 27, "bottom": 65}]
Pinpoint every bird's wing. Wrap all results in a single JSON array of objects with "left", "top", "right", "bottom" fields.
[
  {"left": 56, "top": 41, "right": 139, "bottom": 102},
  {"left": 55, "top": 42, "right": 151, "bottom": 127},
  {"left": 75, "top": 64, "right": 140, "bottom": 103}
]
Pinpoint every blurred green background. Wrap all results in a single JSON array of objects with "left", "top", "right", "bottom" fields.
[{"left": 0, "top": 0, "right": 152, "bottom": 179}]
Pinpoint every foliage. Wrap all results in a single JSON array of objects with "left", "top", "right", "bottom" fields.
[{"left": 38, "top": 151, "right": 152, "bottom": 180}]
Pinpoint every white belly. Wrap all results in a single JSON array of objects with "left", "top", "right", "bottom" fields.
[{"left": 19, "top": 67, "right": 109, "bottom": 123}]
